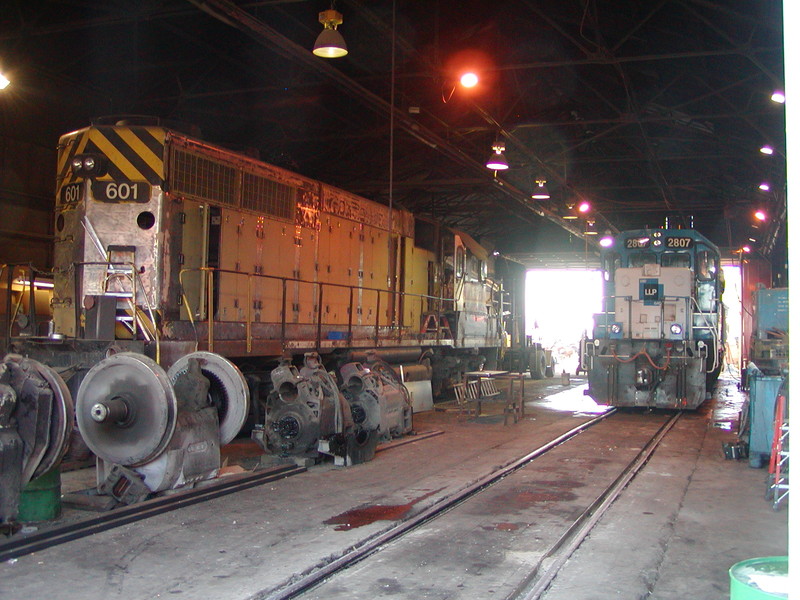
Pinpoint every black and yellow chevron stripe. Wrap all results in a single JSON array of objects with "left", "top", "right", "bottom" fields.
[{"left": 58, "top": 126, "right": 166, "bottom": 186}]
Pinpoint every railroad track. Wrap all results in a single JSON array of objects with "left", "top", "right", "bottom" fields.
[
  {"left": 0, "top": 463, "right": 306, "bottom": 563},
  {"left": 248, "top": 409, "right": 682, "bottom": 600}
]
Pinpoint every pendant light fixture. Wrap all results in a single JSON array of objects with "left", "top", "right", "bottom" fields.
[
  {"left": 313, "top": 8, "right": 348, "bottom": 58},
  {"left": 486, "top": 141, "right": 509, "bottom": 170}
]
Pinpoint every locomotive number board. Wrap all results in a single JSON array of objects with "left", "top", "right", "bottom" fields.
[
  {"left": 665, "top": 237, "right": 694, "bottom": 248},
  {"left": 624, "top": 237, "right": 650, "bottom": 249},
  {"left": 93, "top": 181, "right": 151, "bottom": 203}
]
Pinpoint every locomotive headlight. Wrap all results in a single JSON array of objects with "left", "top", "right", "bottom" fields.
[
  {"left": 670, "top": 323, "right": 682, "bottom": 335},
  {"left": 70, "top": 153, "right": 107, "bottom": 178},
  {"left": 653, "top": 239, "right": 662, "bottom": 247}
]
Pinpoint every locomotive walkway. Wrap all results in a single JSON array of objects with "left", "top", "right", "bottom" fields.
[{"left": 0, "top": 375, "right": 787, "bottom": 600}]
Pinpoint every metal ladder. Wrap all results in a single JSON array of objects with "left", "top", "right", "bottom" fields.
[{"left": 767, "top": 389, "right": 789, "bottom": 510}]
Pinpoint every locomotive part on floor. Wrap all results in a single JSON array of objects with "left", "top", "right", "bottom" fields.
[
  {"left": 0, "top": 354, "right": 73, "bottom": 530},
  {"left": 254, "top": 352, "right": 413, "bottom": 465},
  {"left": 75, "top": 351, "right": 249, "bottom": 503}
]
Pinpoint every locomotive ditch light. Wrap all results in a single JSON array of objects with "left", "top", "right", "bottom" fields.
[
  {"left": 609, "top": 323, "right": 623, "bottom": 339},
  {"left": 669, "top": 323, "right": 684, "bottom": 339},
  {"left": 71, "top": 153, "right": 108, "bottom": 178}
]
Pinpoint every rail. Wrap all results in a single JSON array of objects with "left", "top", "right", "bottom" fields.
[
  {"left": 0, "top": 463, "right": 306, "bottom": 563},
  {"left": 177, "top": 266, "right": 497, "bottom": 353},
  {"left": 69, "top": 261, "right": 162, "bottom": 362},
  {"left": 1, "top": 263, "right": 51, "bottom": 348},
  {"left": 253, "top": 410, "right": 684, "bottom": 600}
]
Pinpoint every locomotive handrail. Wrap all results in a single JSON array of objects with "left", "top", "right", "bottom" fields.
[
  {"left": 178, "top": 266, "right": 467, "bottom": 353},
  {"left": 1, "top": 263, "right": 50, "bottom": 345}
]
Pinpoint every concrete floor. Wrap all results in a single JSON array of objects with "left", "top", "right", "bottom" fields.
[{"left": 0, "top": 375, "right": 788, "bottom": 600}]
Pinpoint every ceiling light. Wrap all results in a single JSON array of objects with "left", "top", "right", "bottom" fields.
[
  {"left": 771, "top": 91, "right": 786, "bottom": 104},
  {"left": 460, "top": 72, "right": 479, "bottom": 88},
  {"left": 754, "top": 210, "right": 767, "bottom": 221},
  {"left": 0, "top": 72, "right": 9, "bottom": 90},
  {"left": 313, "top": 9, "right": 348, "bottom": 58},
  {"left": 760, "top": 145, "right": 774, "bottom": 155},
  {"left": 758, "top": 182, "right": 770, "bottom": 191},
  {"left": 486, "top": 141, "right": 508, "bottom": 170},
  {"left": 742, "top": 245, "right": 752, "bottom": 253},
  {"left": 584, "top": 220, "right": 597, "bottom": 235},
  {"left": 578, "top": 201, "right": 591, "bottom": 213},
  {"left": 531, "top": 179, "right": 550, "bottom": 200}
]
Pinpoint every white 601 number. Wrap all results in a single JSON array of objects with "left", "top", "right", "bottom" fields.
[{"left": 95, "top": 181, "right": 150, "bottom": 203}]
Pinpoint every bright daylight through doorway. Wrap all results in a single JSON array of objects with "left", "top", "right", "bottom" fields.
[{"left": 525, "top": 269, "right": 602, "bottom": 375}]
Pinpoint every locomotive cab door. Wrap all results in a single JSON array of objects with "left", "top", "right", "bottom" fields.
[{"left": 180, "top": 202, "right": 221, "bottom": 321}]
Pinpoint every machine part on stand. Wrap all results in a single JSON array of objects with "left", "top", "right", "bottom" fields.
[
  {"left": 77, "top": 352, "right": 247, "bottom": 503},
  {"left": 167, "top": 351, "right": 250, "bottom": 445},
  {"left": 340, "top": 360, "right": 413, "bottom": 444},
  {"left": 338, "top": 386, "right": 380, "bottom": 464},
  {"left": 76, "top": 353, "right": 178, "bottom": 468},
  {"left": 257, "top": 353, "right": 352, "bottom": 461},
  {"left": 0, "top": 354, "right": 73, "bottom": 530}
]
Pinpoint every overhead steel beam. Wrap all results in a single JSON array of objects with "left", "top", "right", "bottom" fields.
[{"left": 185, "top": 0, "right": 594, "bottom": 243}]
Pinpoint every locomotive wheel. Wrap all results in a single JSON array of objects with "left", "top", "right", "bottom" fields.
[
  {"left": 76, "top": 352, "right": 177, "bottom": 468},
  {"left": 1, "top": 354, "right": 74, "bottom": 482},
  {"left": 167, "top": 351, "right": 250, "bottom": 445},
  {"left": 27, "top": 357, "right": 74, "bottom": 479}
]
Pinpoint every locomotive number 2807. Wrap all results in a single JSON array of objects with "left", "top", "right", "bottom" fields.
[{"left": 665, "top": 237, "right": 693, "bottom": 248}]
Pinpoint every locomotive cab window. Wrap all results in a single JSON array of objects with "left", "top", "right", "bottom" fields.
[
  {"left": 628, "top": 252, "right": 657, "bottom": 267},
  {"left": 695, "top": 249, "right": 717, "bottom": 281},
  {"left": 455, "top": 245, "right": 465, "bottom": 279},
  {"left": 661, "top": 252, "right": 690, "bottom": 268}
]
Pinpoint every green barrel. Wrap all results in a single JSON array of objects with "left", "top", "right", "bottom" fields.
[
  {"left": 18, "top": 468, "right": 62, "bottom": 522},
  {"left": 729, "top": 557, "right": 788, "bottom": 599}
]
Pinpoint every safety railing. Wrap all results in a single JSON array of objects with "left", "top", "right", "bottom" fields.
[
  {"left": 61, "top": 261, "right": 161, "bottom": 361},
  {"left": 1, "top": 263, "right": 53, "bottom": 348},
  {"left": 178, "top": 266, "right": 485, "bottom": 353}
]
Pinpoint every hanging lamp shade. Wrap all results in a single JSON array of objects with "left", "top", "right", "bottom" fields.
[
  {"left": 313, "top": 10, "right": 348, "bottom": 58},
  {"left": 486, "top": 151, "right": 509, "bottom": 170},
  {"left": 486, "top": 141, "right": 509, "bottom": 170},
  {"left": 531, "top": 179, "right": 550, "bottom": 200}
]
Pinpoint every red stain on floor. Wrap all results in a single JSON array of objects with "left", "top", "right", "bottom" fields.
[{"left": 324, "top": 488, "right": 444, "bottom": 531}]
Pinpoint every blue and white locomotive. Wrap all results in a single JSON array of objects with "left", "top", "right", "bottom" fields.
[{"left": 585, "top": 229, "right": 725, "bottom": 409}]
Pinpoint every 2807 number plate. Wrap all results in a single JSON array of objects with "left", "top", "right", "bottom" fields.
[
  {"left": 665, "top": 237, "right": 693, "bottom": 248},
  {"left": 93, "top": 181, "right": 150, "bottom": 203},
  {"left": 625, "top": 237, "right": 650, "bottom": 248}
]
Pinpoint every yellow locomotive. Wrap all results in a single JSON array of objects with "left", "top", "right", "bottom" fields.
[
  {"left": 46, "top": 117, "right": 504, "bottom": 374},
  {"left": 1, "top": 116, "right": 515, "bottom": 492}
]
